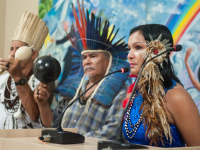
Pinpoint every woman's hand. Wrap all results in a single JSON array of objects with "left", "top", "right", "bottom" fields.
[{"left": 34, "top": 82, "right": 50, "bottom": 107}]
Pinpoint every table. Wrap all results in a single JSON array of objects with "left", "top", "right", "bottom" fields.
[{"left": 0, "top": 129, "right": 199, "bottom": 150}]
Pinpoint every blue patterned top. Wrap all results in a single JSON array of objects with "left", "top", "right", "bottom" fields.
[{"left": 122, "top": 80, "right": 185, "bottom": 147}]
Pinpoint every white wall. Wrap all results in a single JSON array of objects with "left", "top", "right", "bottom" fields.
[
  {"left": 0, "top": 0, "right": 6, "bottom": 58},
  {"left": 1, "top": 0, "right": 38, "bottom": 58}
]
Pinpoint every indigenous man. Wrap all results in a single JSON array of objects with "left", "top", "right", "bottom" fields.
[
  {"left": 35, "top": 2, "right": 129, "bottom": 140},
  {"left": 0, "top": 11, "right": 48, "bottom": 129}
]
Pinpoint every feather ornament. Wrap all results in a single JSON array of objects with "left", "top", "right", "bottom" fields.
[
  {"left": 68, "top": 1, "right": 128, "bottom": 54},
  {"left": 138, "top": 34, "right": 172, "bottom": 146},
  {"left": 71, "top": 0, "right": 87, "bottom": 49}
]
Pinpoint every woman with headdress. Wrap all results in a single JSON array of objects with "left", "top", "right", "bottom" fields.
[{"left": 122, "top": 24, "right": 200, "bottom": 147}]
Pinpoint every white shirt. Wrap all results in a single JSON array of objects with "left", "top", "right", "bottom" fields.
[{"left": 0, "top": 73, "right": 42, "bottom": 129}]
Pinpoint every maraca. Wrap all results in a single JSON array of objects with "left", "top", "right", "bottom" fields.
[
  {"left": 0, "top": 46, "right": 32, "bottom": 74},
  {"left": 33, "top": 55, "right": 61, "bottom": 83}
]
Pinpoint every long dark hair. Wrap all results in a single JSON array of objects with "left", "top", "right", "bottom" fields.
[{"left": 130, "top": 24, "right": 182, "bottom": 89}]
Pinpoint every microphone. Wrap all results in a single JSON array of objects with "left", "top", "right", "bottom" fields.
[
  {"left": 140, "top": 44, "right": 182, "bottom": 69},
  {"left": 40, "top": 67, "right": 129, "bottom": 144},
  {"left": 121, "top": 67, "right": 129, "bottom": 73},
  {"left": 118, "top": 44, "right": 182, "bottom": 141},
  {"left": 170, "top": 44, "right": 182, "bottom": 52}
]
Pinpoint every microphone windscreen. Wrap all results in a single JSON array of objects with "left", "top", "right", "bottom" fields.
[
  {"left": 174, "top": 44, "right": 182, "bottom": 52},
  {"left": 121, "top": 67, "right": 129, "bottom": 73}
]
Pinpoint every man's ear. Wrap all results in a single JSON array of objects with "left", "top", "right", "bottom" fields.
[{"left": 31, "top": 50, "right": 38, "bottom": 60}]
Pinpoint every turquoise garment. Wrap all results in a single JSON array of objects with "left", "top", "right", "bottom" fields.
[{"left": 122, "top": 80, "right": 185, "bottom": 147}]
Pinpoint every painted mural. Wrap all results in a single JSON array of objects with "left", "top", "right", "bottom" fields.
[{"left": 38, "top": 0, "right": 200, "bottom": 112}]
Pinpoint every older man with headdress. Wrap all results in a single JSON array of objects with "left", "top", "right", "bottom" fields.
[
  {"left": 35, "top": 1, "right": 130, "bottom": 140},
  {"left": 0, "top": 11, "right": 48, "bottom": 129}
]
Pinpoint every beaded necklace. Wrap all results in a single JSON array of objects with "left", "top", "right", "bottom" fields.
[
  {"left": 78, "top": 88, "right": 94, "bottom": 105},
  {"left": 3, "top": 77, "right": 20, "bottom": 112},
  {"left": 124, "top": 89, "right": 144, "bottom": 139},
  {"left": 2, "top": 71, "right": 33, "bottom": 115}
]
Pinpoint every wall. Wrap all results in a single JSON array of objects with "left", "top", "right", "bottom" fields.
[
  {"left": 0, "top": 0, "right": 6, "bottom": 58},
  {"left": 1, "top": 0, "right": 38, "bottom": 58},
  {"left": 41, "top": 0, "right": 200, "bottom": 112}
]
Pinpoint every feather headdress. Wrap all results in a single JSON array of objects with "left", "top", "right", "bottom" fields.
[
  {"left": 55, "top": 0, "right": 129, "bottom": 116},
  {"left": 68, "top": 0, "right": 128, "bottom": 55},
  {"left": 12, "top": 11, "right": 48, "bottom": 51},
  {"left": 138, "top": 34, "right": 172, "bottom": 146}
]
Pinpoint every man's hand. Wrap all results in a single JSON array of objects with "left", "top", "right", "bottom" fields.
[
  {"left": 34, "top": 82, "right": 53, "bottom": 127},
  {"left": 0, "top": 58, "right": 8, "bottom": 71},
  {"left": 34, "top": 82, "right": 50, "bottom": 107},
  {"left": 0, "top": 55, "right": 24, "bottom": 81}
]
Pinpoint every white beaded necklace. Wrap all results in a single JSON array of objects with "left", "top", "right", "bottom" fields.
[
  {"left": 4, "top": 83, "right": 17, "bottom": 101},
  {"left": 124, "top": 90, "right": 144, "bottom": 139}
]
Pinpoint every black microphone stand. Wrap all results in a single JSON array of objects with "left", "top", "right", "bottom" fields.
[{"left": 40, "top": 69, "right": 125, "bottom": 144}]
